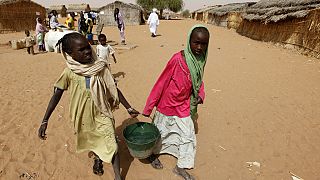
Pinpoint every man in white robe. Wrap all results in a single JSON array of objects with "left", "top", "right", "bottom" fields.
[{"left": 147, "top": 8, "right": 159, "bottom": 37}]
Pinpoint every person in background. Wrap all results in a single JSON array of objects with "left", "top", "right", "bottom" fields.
[
  {"left": 147, "top": 8, "right": 160, "bottom": 37},
  {"left": 49, "top": 10, "right": 60, "bottom": 29},
  {"left": 65, "top": 12, "right": 76, "bottom": 30},
  {"left": 91, "top": 12, "right": 96, "bottom": 25},
  {"left": 85, "top": 13, "right": 94, "bottom": 44},
  {"left": 96, "top": 34, "right": 117, "bottom": 71},
  {"left": 78, "top": 11, "right": 88, "bottom": 36},
  {"left": 35, "top": 17, "right": 48, "bottom": 52},
  {"left": 96, "top": 13, "right": 100, "bottom": 26},
  {"left": 86, "top": 13, "right": 94, "bottom": 34},
  {"left": 143, "top": 25, "right": 210, "bottom": 180},
  {"left": 24, "top": 30, "right": 35, "bottom": 55},
  {"left": 47, "top": 12, "right": 52, "bottom": 27},
  {"left": 114, "top": 8, "right": 126, "bottom": 45}
]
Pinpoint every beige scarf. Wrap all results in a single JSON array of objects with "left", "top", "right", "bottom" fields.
[{"left": 62, "top": 50, "right": 119, "bottom": 118}]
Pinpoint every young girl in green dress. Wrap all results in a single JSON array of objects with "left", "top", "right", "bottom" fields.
[{"left": 38, "top": 33, "right": 139, "bottom": 180}]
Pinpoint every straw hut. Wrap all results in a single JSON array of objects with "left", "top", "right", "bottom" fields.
[
  {"left": 237, "top": 0, "right": 320, "bottom": 58},
  {"left": 49, "top": 5, "right": 67, "bottom": 17},
  {"left": 191, "top": 11, "right": 196, "bottom": 19},
  {"left": 67, "top": 3, "right": 91, "bottom": 13},
  {"left": 207, "top": 2, "right": 256, "bottom": 29},
  {"left": 192, "top": 6, "right": 216, "bottom": 22},
  {"left": 0, "top": 0, "right": 46, "bottom": 33},
  {"left": 90, "top": 7, "right": 99, "bottom": 13},
  {"left": 163, "top": 9, "right": 179, "bottom": 20},
  {"left": 98, "top": 1, "right": 145, "bottom": 26},
  {"left": 191, "top": 7, "right": 202, "bottom": 21}
]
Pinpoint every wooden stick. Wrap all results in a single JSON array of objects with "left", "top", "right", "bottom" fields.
[{"left": 289, "top": 171, "right": 303, "bottom": 180}]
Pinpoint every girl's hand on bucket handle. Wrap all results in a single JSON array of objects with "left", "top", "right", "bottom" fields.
[
  {"left": 142, "top": 114, "right": 154, "bottom": 122},
  {"left": 127, "top": 107, "right": 140, "bottom": 118},
  {"left": 142, "top": 113, "right": 150, "bottom": 118}
]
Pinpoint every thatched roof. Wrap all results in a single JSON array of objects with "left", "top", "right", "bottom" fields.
[
  {"left": 67, "top": 3, "right": 90, "bottom": 10},
  {"left": 252, "top": 0, "right": 320, "bottom": 8},
  {"left": 0, "top": 0, "right": 26, "bottom": 5},
  {"left": 91, "top": 7, "right": 99, "bottom": 12},
  {"left": 193, "top": 6, "right": 217, "bottom": 13},
  {"left": 209, "top": 2, "right": 256, "bottom": 16},
  {"left": 49, "top": 5, "right": 67, "bottom": 11},
  {"left": 98, "top": 1, "right": 143, "bottom": 11},
  {"left": 243, "top": 0, "right": 320, "bottom": 23},
  {"left": 0, "top": 0, "right": 42, "bottom": 7}
]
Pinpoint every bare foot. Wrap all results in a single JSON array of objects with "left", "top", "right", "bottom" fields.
[
  {"left": 147, "top": 154, "right": 163, "bottom": 169},
  {"left": 173, "top": 166, "right": 195, "bottom": 180}
]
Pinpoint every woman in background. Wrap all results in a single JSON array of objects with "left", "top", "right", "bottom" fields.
[{"left": 114, "top": 8, "right": 126, "bottom": 45}]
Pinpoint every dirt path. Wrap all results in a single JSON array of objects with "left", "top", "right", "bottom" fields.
[{"left": 0, "top": 19, "right": 319, "bottom": 180}]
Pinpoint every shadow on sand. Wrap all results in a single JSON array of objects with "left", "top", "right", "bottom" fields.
[
  {"left": 115, "top": 117, "right": 139, "bottom": 179},
  {"left": 112, "top": 72, "right": 126, "bottom": 79}
]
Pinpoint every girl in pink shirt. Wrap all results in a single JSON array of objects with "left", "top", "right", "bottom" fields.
[
  {"left": 143, "top": 25, "right": 210, "bottom": 180},
  {"left": 35, "top": 17, "right": 48, "bottom": 52}
]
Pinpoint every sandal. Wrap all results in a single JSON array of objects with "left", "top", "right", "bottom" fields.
[
  {"left": 147, "top": 154, "right": 163, "bottom": 169},
  {"left": 93, "top": 158, "right": 104, "bottom": 176},
  {"left": 173, "top": 166, "right": 195, "bottom": 180}
]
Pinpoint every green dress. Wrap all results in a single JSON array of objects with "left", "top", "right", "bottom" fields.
[{"left": 55, "top": 68, "right": 117, "bottom": 163}]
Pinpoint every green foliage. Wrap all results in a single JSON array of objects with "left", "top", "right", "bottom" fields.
[
  {"left": 167, "top": 0, "right": 183, "bottom": 12},
  {"left": 182, "top": 9, "right": 190, "bottom": 18},
  {"left": 137, "top": 0, "right": 184, "bottom": 12}
]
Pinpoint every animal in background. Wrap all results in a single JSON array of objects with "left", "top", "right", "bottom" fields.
[{"left": 44, "top": 30, "right": 75, "bottom": 53}]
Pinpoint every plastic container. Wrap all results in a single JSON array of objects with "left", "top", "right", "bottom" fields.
[
  {"left": 11, "top": 39, "right": 25, "bottom": 50},
  {"left": 123, "top": 122, "right": 160, "bottom": 159},
  {"left": 87, "top": 33, "right": 93, "bottom": 44}
]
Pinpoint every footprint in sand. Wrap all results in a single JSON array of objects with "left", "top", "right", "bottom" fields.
[
  {"left": 22, "top": 152, "right": 36, "bottom": 163},
  {"left": 2, "top": 144, "right": 10, "bottom": 151}
]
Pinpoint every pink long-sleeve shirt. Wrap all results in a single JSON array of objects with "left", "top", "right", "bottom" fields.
[
  {"left": 143, "top": 51, "right": 205, "bottom": 118},
  {"left": 36, "top": 22, "right": 48, "bottom": 35}
]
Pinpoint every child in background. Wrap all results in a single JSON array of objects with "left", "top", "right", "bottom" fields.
[
  {"left": 35, "top": 17, "right": 48, "bottom": 52},
  {"left": 142, "top": 25, "right": 210, "bottom": 180},
  {"left": 38, "top": 33, "right": 139, "bottom": 180},
  {"left": 96, "top": 34, "right": 117, "bottom": 70},
  {"left": 24, "top": 30, "right": 35, "bottom": 55}
]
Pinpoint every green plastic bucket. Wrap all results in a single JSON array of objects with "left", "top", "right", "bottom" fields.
[{"left": 123, "top": 122, "right": 160, "bottom": 159}]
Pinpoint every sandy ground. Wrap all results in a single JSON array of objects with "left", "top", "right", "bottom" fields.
[{"left": 0, "top": 19, "right": 320, "bottom": 180}]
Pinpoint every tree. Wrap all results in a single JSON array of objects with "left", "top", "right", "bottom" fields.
[
  {"left": 167, "top": 0, "right": 183, "bottom": 12},
  {"left": 137, "top": 0, "right": 184, "bottom": 18},
  {"left": 181, "top": 9, "right": 190, "bottom": 18}
]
